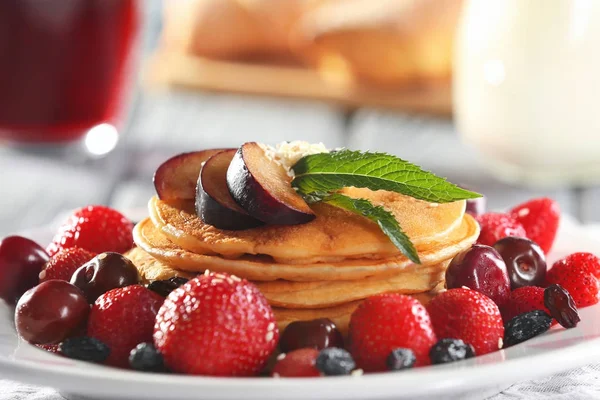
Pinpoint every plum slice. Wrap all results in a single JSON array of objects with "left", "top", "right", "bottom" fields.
[
  {"left": 197, "top": 150, "right": 264, "bottom": 230},
  {"left": 226, "top": 142, "right": 315, "bottom": 225},
  {"left": 153, "top": 149, "right": 227, "bottom": 201}
]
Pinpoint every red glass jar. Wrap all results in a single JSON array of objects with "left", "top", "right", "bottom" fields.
[{"left": 0, "top": 0, "right": 139, "bottom": 143}]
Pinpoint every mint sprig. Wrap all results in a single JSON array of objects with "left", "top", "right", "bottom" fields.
[
  {"left": 291, "top": 150, "right": 481, "bottom": 263},
  {"left": 292, "top": 150, "right": 479, "bottom": 203},
  {"left": 312, "top": 192, "right": 420, "bottom": 264}
]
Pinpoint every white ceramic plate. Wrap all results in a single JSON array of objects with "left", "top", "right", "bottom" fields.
[{"left": 2, "top": 218, "right": 600, "bottom": 400}]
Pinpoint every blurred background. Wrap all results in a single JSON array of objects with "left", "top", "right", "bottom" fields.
[{"left": 1, "top": 0, "right": 599, "bottom": 235}]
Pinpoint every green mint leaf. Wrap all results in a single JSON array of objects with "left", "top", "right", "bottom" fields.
[
  {"left": 291, "top": 150, "right": 480, "bottom": 203},
  {"left": 314, "top": 193, "right": 420, "bottom": 264}
]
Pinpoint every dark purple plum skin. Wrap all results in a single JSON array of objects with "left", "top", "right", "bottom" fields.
[
  {"left": 153, "top": 149, "right": 228, "bottom": 201},
  {"left": 196, "top": 170, "right": 264, "bottom": 230},
  {"left": 226, "top": 144, "right": 315, "bottom": 225}
]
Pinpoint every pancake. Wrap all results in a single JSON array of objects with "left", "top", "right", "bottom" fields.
[
  {"left": 126, "top": 244, "right": 448, "bottom": 308},
  {"left": 134, "top": 214, "right": 478, "bottom": 281},
  {"left": 253, "top": 262, "right": 445, "bottom": 308},
  {"left": 125, "top": 247, "right": 197, "bottom": 281},
  {"left": 149, "top": 186, "right": 466, "bottom": 263}
]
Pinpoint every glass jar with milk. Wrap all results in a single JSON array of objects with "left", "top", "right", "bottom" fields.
[{"left": 453, "top": 0, "right": 600, "bottom": 187}]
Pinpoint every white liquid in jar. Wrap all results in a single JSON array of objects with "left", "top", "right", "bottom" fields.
[{"left": 453, "top": 0, "right": 600, "bottom": 186}]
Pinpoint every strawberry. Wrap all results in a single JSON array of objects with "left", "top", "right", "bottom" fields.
[
  {"left": 88, "top": 285, "right": 163, "bottom": 368},
  {"left": 476, "top": 212, "right": 527, "bottom": 247},
  {"left": 510, "top": 198, "right": 560, "bottom": 254},
  {"left": 348, "top": 294, "right": 437, "bottom": 372},
  {"left": 427, "top": 288, "right": 504, "bottom": 355},
  {"left": 555, "top": 252, "right": 600, "bottom": 279},
  {"left": 39, "top": 247, "right": 96, "bottom": 283},
  {"left": 547, "top": 256, "right": 599, "bottom": 308},
  {"left": 154, "top": 272, "right": 279, "bottom": 377},
  {"left": 272, "top": 348, "right": 320, "bottom": 378},
  {"left": 36, "top": 344, "right": 60, "bottom": 354},
  {"left": 47, "top": 206, "right": 133, "bottom": 256},
  {"left": 501, "top": 286, "right": 549, "bottom": 322}
]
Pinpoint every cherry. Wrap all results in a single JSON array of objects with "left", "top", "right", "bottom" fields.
[
  {"left": 272, "top": 348, "right": 321, "bottom": 377},
  {"left": 459, "top": 185, "right": 486, "bottom": 216},
  {"left": 279, "top": 318, "right": 344, "bottom": 353},
  {"left": 0, "top": 236, "right": 49, "bottom": 304},
  {"left": 493, "top": 237, "right": 546, "bottom": 289},
  {"left": 71, "top": 252, "right": 139, "bottom": 303},
  {"left": 15, "top": 280, "right": 89, "bottom": 344},
  {"left": 466, "top": 197, "right": 486, "bottom": 217},
  {"left": 445, "top": 245, "right": 511, "bottom": 307}
]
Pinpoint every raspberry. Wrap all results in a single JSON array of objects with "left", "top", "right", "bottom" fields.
[
  {"left": 476, "top": 213, "right": 527, "bottom": 247},
  {"left": 47, "top": 206, "right": 133, "bottom": 256},
  {"left": 39, "top": 247, "right": 96, "bottom": 283},
  {"left": 510, "top": 198, "right": 560, "bottom": 254},
  {"left": 501, "top": 286, "right": 549, "bottom": 323},
  {"left": 556, "top": 253, "right": 600, "bottom": 279},
  {"left": 547, "top": 256, "right": 599, "bottom": 308}
]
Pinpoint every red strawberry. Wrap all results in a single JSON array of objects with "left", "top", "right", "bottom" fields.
[
  {"left": 47, "top": 206, "right": 133, "bottom": 256},
  {"left": 88, "top": 285, "right": 163, "bottom": 368},
  {"left": 154, "top": 272, "right": 279, "bottom": 377},
  {"left": 36, "top": 344, "right": 60, "bottom": 354},
  {"left": 272, "top": 348, "right": 321, "bottom": 378},
  {"left": 39, "top": 247, "right": 96, "bottom": 283},
  {"left": 510, "top": 198, "right": 560, "bottom": 254},
  {"left": 556, "top": 253, "right": 600, "bottom": 279},
  {"left": 547, "top": 256, "right": 599, "bottom": 308},
  {"left": 476, "top": 213, "right": 527, "bottom": 247},
  {"left": 348, "top": 294, "right": 437, "bottom": 372},
  {"left": 427, "top": 288, "right": 504, "bottom": 355},
  {"left": 501, "top": 286, "right": 549, "bottom": 322}
]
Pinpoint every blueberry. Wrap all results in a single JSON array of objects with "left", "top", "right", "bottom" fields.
[
  {"left": 129, "top": 342, "right": 167, "bottom": 372},
  {"left": 315, "top": 347, "right": 356, "bottom": 376},
  {"left": 429, "top": 338, "right": 475, "bottom": 365},
  {"left": 504, "top": 310, "right": 552, "bottom": 347},
  {"left": 147, "top": 277, "right": 189, "bottom": 298},
  {"left": 386, "top": 348, "right": 416, "bottom": 371},
  {"left": 59, "top": 337, "right": 110, "bottom": 363}
]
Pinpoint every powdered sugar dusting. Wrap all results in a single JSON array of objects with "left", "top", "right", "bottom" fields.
[{"left": 258, "top": 141, "right": 329, "bottom": 178}]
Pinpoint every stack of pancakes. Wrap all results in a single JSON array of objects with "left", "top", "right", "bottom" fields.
[{"left": 128, "top": 187, "right": 479, "bottom": 334}]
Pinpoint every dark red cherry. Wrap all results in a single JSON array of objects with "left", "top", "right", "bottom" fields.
[
  {"left": 71, "top": 252, "right": 139, "bottom": 303},
  {"left": 15, "top": 280, "right": 89, "bottom": 344},
  {"left": 445, "top": 244, "right": 511, "bottom": 307},
  {"left": 493, "top": 237, "right": 547, "bottom": 289},
  {"left": 0, "top": 236, "right": 50, "bottom": 304},
  {"left": 279, "top": 318, "right": 344, "bottom": 353}
]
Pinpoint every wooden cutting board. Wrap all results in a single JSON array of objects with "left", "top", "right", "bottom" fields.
[{"left": 144, "top": 51, "right": 452, "bottom": 116}]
